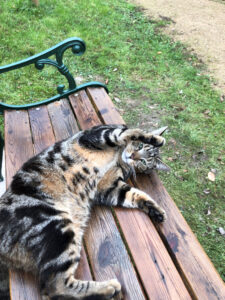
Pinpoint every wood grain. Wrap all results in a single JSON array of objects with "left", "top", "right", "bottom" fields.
[
  {"left": 29, "top": 106, "right": 55, "bottom": 153},
  {"left": 46, "top": 100, "right": 93, "bottom": 281},
  {"left": 5, "top": 110, "right": 41, "bottom": 300},
  {"left": 70, "top": 91, "right": 146, "bottom": 300},
  {"left": 135, "top": 173, "right": 225, "bottom": 300},
  {"left": 86, "top": 87, "right": 124, "bottom": 125},
  {"left": 70, "top": 90, "right": 102, "bottom": 128},
  {"left": 48, "top": 99, "right": 79, "bottom": 140},
  {"left": 5, "top": 111, "right": 34, "bottom": 185},
  {"left": 85, "top": 88, "right": 192, "bottom": 299},
  {"left": 86, "top": 206, "right": 146, "bottom": 300},
  {"left": 88, "top": 87, "right": 225, "bottom": 299},
  {"left": 75, "top": 247, "right": 92, "bottom": 281}
]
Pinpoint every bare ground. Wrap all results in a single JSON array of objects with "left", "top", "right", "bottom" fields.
[{"left": 131, "top": 0, "right": 225, "bottom": 92}]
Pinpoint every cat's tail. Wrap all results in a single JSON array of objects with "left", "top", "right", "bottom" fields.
[{"left": 0, "top": 263, "right": 9, "bottom": 300}]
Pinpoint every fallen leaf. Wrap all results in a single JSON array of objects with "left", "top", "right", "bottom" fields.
[
  {"left": 168, "top": 138, "right": 176, "bottom": 146},
  {"left": 183, "top": 169, "right": 188, "bottom": 173},
  {"left": 114, "top": 97, "right": 121, "bottom": 103},
  {"left": 118, "top": 108, "right": 124, "bottom": 115},
  {"left": 157, "top": 51, "right": 162, "bottom": 55},
  {"left": 206, "top": 208, "right": 211, "bottom": 216},
  {"left": 220, "top": 95, "right": 224, "bottom": 102},
  {"left": 208, "top": 171, "right": 215, "bottom": 181},
  {"left": 203, "top": 188, "right": 210, "bottom": 194},
  {"left": 218, "top": 227, "right": 225, "bottom": 236},
  {"left": 105, "top": 78, "right": 109, "bottom": 84},
  {"left": 207, "top": 226, "right": 212, "bottom": 232},
  {"left": 168, "top": 157, "right": 173, "bottom": 161},
  {"left": 204, "top": 110, "right": 210, "bottom": 115}
]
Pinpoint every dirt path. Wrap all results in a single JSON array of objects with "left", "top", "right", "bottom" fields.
[{"left": 131, "top": 0, "right": 225, "bottom": 92}]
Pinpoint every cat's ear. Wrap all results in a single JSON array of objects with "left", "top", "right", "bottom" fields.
[
  {"left": 155, "top": 158, "right": 171, "bottom": 172},
  {"left": 151, "top": 126, "right": 168, "bottom": 136}
]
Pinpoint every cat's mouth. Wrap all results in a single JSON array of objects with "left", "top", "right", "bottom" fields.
[{"left": 122, "top": 150, "right": 134, "bottom": 164}]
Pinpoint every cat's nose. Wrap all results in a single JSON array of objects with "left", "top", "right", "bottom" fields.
[{"left": 131, "top": 153, "right": 135, "bottom": 160}]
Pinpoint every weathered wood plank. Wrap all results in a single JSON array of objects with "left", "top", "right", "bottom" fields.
[
  {"left": 86, "top": 206, "right": 146, "bottom": 300},
  {"left": 5, "top": 110, "right": 41, "bottom": 300},
  {"left": 70, "top": 90, "right": 101, "bottom": 128},
  {"left": 135, "top": 173, "right": 225, "bottom": 300},
  {"left": 70, "top": 91, "right": 146, "bottom": 300},
  {"left": 70, "top": 90, "right": 191, "bottom": 300},
  {"left": 86, "top": 87, "right": 124, "bottom": 124},
  {"left": 48, "top": 99, "right": 79, "bottom": 140},
  {"left": 5, "top": 111, "right": 34, "bottom": 185},
  {"left": 9, "top": 271, "right": 40, "bottom": 300},
  {"left": 47, "top": 99, "right": 93, "bottom": 281},
  {"left": 85, "top": 88, "right": 192, "bottom": 299},
  {"left": 29, "top": 106, "right": 55, "bottom": 153},
  {"left": 75, "top": 247, "right": 92, "bottom": 281},
  {"left": 87, "top": 87, "right": 225, "bottom": 299}
]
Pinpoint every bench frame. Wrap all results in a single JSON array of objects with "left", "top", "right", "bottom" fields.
[{"left": 0, "top": 38, "right": 224, "bottom": 300}]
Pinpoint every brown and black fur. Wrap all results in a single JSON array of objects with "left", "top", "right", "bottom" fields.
[{"left": 0, "top": 124, "right": 166, "bottom": 300}]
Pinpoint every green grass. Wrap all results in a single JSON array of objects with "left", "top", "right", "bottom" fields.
[{"left": 0, "top": 0, "right": 224, "bottom": 280}]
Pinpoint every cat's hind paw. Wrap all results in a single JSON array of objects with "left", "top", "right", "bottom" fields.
[
  {"left": 140, "top": 134, "right": 165, "bottom": 147},
  {"left": 98, "top": 279, "right": 121, "bottom": 299}
]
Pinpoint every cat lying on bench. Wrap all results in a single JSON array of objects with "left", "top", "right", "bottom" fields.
[{"left": 0, "top": 124, "right": 167, "bottom": 300}]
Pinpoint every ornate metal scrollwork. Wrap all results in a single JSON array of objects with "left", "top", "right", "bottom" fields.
[{"left": 0, "top": 37, "right": 108, "bottom": 112}]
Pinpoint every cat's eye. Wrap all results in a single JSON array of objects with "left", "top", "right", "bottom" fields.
[{"left": 138, "top": 143, "right": 143, "bottom": 150}]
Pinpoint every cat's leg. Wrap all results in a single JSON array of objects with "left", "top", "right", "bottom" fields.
[
  {"left": 41, "top": 254, "right": 121, "bottom": 300},
  {"left": 96, "top": 168, "right": 166, "bottom": 223},
  {"left": 46, "top": 274, "right": 121, "bottom": 300},
  {"left": 38, "top": 221, "right": 121, "bottom": 300},
  {"left": 78, "top": 125, "right": 165, "bottom": 150},
  {"left": 117, "top": 185, "right": 166, "bottom": 222}
]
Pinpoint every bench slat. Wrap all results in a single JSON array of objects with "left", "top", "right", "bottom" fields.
[
  {"left": 75, "top": 247, "right": 92, "bottom": 280},
  {"left": 86, "top": 206, "right": 146, "bottom": 300},
  {"left": 135, "top": 173, "right": 225, "bottom": 300},
  {"left": 70, "top": 91, "right": 192, "bottom": 300},
  {"left": 69, "top": 91, "right": 146, "bottom": 300},
  {"left": 86, "top": 87, "right": 124, "bottom": 124},
  {"left": 29, "top": 106, "right": 55, "bottom": 153},
  {"left": 70, "top": 90, "right": 102, "bottom": 127},
  {"left": 87, "top": 87, "right": 225, "bottom": 299},
  {"left": 5, "top": 110, "right": 41, "bottom": 300},
  {"left": 5, "top": 111, "right": 34, "bottom": 184},
  {"left": 48, "top": 98, "right": 79, "bottom": 140},
  {"left": 47, "top": 99, "right": 93, "bottom": 281}
]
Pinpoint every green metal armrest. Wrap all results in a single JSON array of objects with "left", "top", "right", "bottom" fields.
[
  {"left": 0, "top": 37, "right": 108, "bottom": 113},
  {"left": 0, "top": 37, "right": 108, "bottom": 181}
]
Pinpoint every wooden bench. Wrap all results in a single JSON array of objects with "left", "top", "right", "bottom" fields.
[{"left": 0, "top": 38, "right": 224, "bottom": 300}]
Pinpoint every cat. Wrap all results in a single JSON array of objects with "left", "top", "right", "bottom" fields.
[{"left": 0, "top": 124, "right": 167, "bottom": 300}]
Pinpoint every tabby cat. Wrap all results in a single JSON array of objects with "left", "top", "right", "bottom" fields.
[{"left": 0, "top": 124, "right": 167, "bottom": 300}]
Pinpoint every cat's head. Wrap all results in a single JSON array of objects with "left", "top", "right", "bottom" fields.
[{"left": 122, "top": 126, "right": 170, "bottom": 173}]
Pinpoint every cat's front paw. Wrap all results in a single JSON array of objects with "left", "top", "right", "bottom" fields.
[
  {"left": 140, "top": 200, "right": 166, "bottom": 223},
  {"left": 149, "top": 206, "right": 166, "bottom": 223}
]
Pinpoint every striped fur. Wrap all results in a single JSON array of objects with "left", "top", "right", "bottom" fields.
[{"left": 0, "top": 125, "right": 166, "bottom": 300}]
